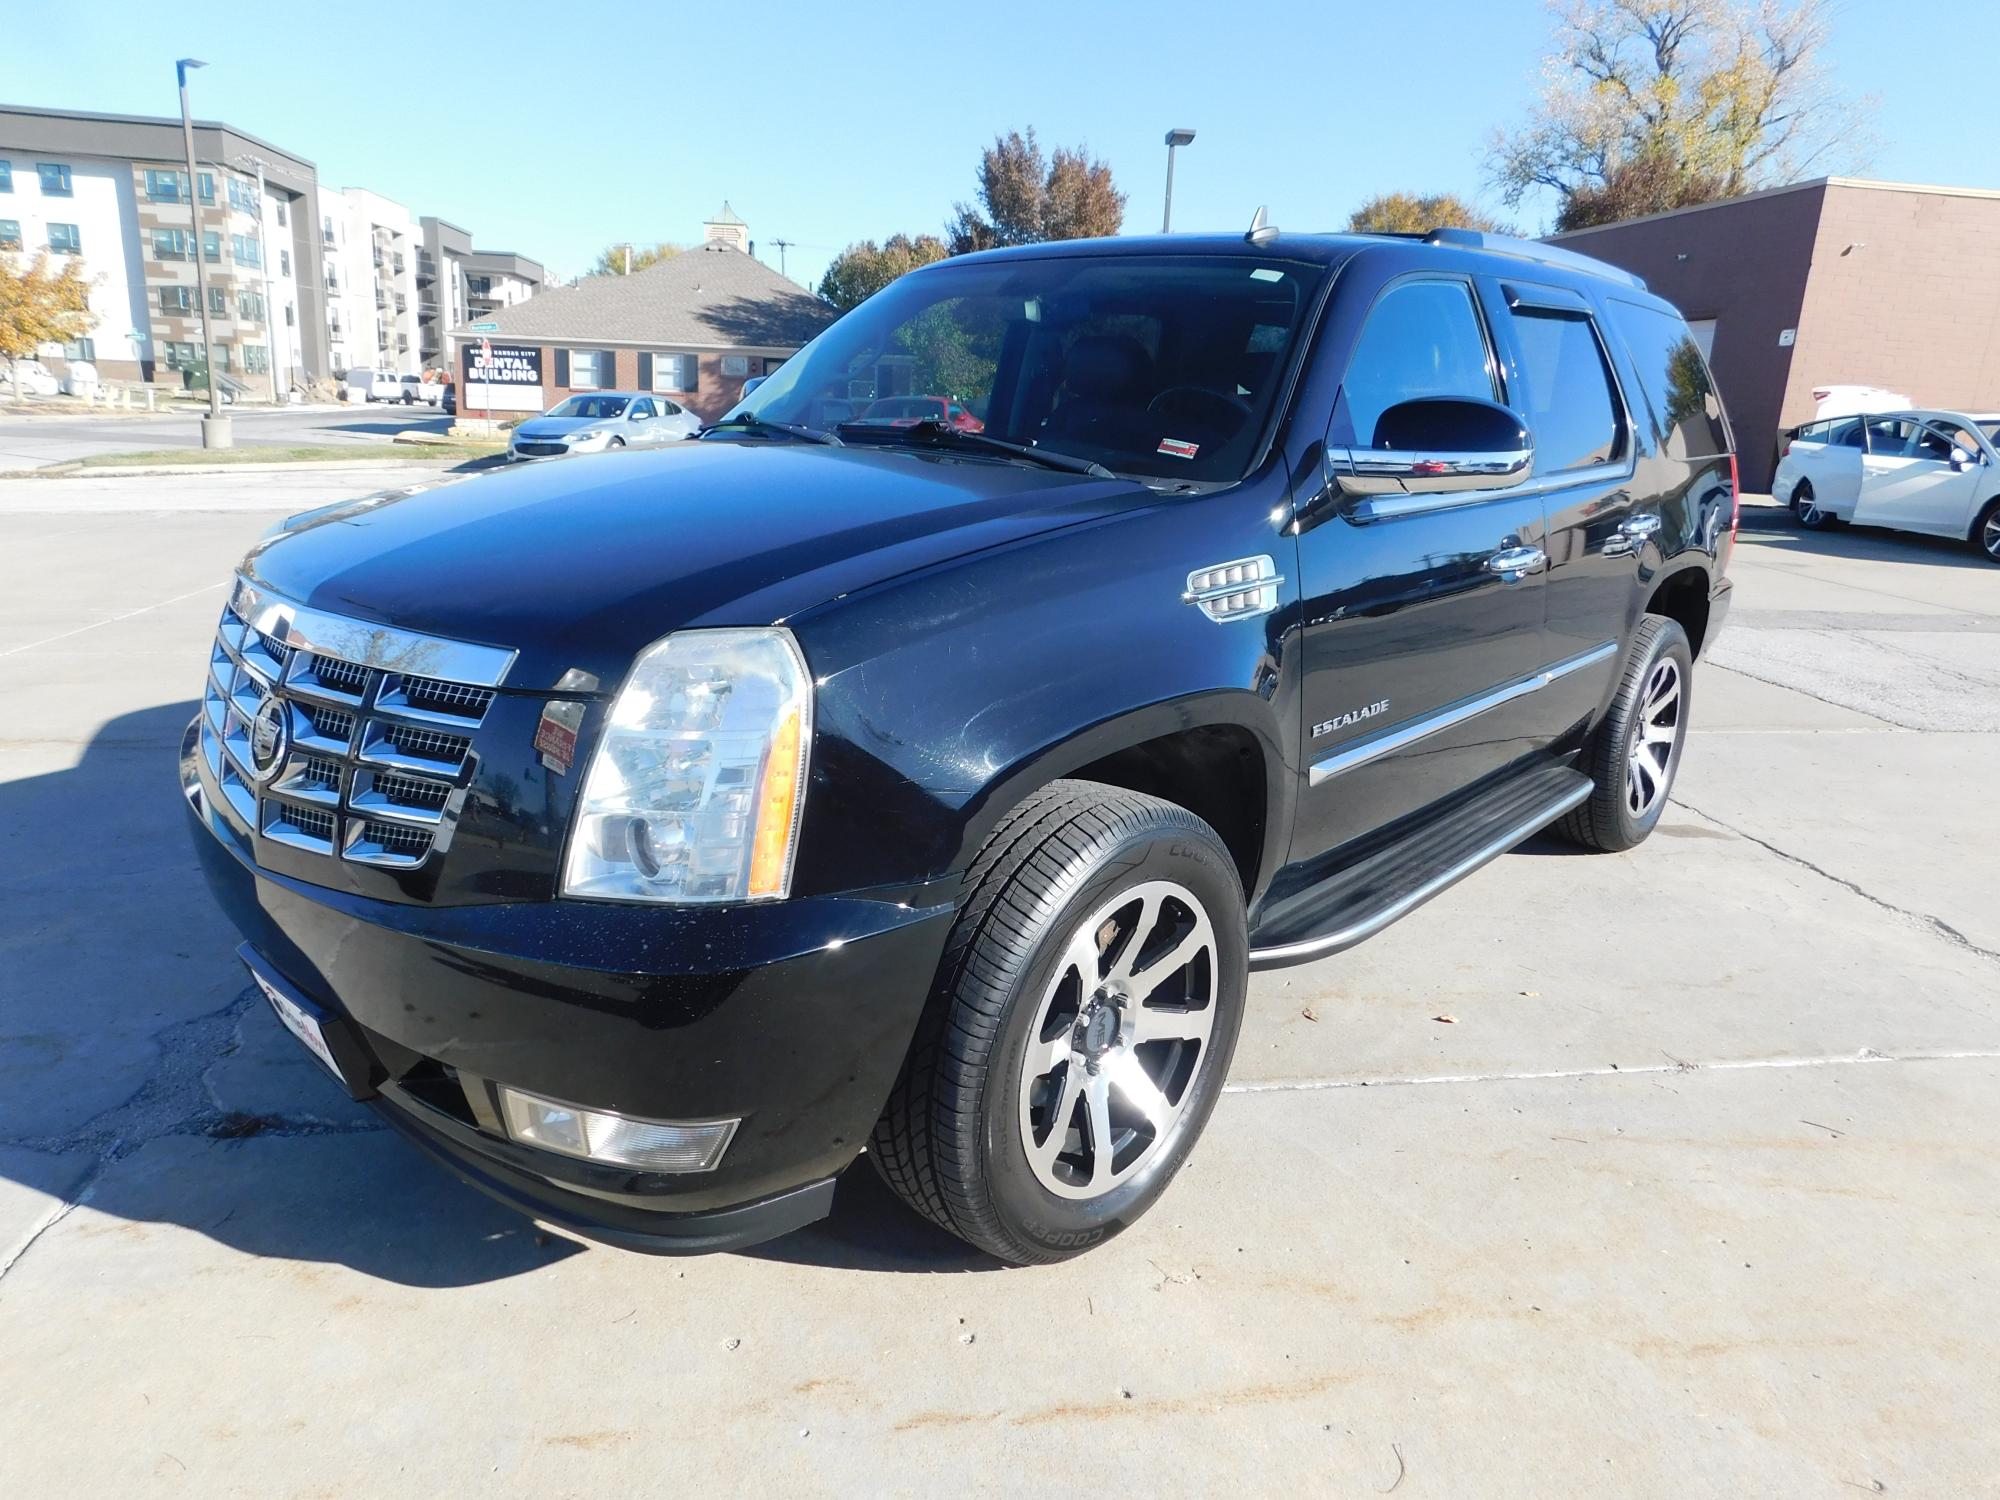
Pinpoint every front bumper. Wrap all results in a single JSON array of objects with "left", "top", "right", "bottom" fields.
[{"left": 184, "top": 718, "right": 955, "bottom": 1253}]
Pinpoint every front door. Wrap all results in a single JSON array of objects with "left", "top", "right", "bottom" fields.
[
  {"left": 1855, "top": 417, "right": 1984, "bottom": 534},
  {"left": 1293, "top": 273, "right": 1550, "bottom": 860}
]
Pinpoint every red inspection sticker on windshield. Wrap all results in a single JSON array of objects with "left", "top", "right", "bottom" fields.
[{"left": 1157, "top": 438, "right": 1200, "bottom": 460}]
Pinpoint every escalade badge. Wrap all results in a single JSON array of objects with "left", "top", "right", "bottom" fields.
[
  {"left": 248, "top": 696, "right": 290, "bottom": 781},
  {"left": 1313, "top": 700, "right": 1389, "bottom": 737}
]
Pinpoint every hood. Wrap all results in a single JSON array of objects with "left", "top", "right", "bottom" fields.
[
  {"left": 243, "top": 442, "right": 1156, "bottom": 690},
  {"left": 513, "top": 416, "right": 595, "bottom": 440}
]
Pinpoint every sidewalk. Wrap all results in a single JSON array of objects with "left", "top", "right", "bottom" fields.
[{"left": 0, "top": 462, "right": 461, "bottom": 512}]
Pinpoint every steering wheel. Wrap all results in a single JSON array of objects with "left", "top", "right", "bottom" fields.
[{"left": 1147, "top": 386, "right": 1253, "bottom": 426}]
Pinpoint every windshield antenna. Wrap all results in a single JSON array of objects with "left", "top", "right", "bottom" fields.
[{"left": 1245, "top": 206, "right": 1278, "bottom": 245}]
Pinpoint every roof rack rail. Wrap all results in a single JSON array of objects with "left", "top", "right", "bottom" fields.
[{"left": 1420, "top": 226, "right": 1647, "bottom": 291}]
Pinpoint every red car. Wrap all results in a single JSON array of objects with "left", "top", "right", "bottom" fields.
[{"left": 852, "top": 395, "right": 983, "bottom": 432}]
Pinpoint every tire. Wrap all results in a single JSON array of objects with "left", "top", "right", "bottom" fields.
[
  {"left": 1557, "top": 615, "right": 1693, "bottom": 853},
  {"left": 1974, "top": 500, "right": 2000, "bottom": 564},
  {"left": 607, "top": 436, "right": 625, "bottom": 449},
  {"left": 870, "top": 780, "right": 1248, "bottom": 1265},
  {"left": 1792, "top": 480, "right": 1833, "bottom": 529}
]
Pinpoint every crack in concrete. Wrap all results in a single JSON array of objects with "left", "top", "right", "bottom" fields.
[
  {"left": 1225, "top": 1048, "right": 2000, "bottom": 1095},
  {"left": 1706, "top": 661, "right": 1905, "bottom": 728},
  {"left": 0, "top": 986, "right": 384, "bottom": 1286},
  {"left": 1672, "top": 796, "right": 2000, "bottom": 967}
]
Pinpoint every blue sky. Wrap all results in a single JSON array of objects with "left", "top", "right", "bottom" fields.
[{"left": 7, "top": 0, "right": 1994, "bottom": 290}]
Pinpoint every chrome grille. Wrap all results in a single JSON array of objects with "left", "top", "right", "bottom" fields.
[{"left": 198, "top": 576, "right": 516, "bottom": 870}]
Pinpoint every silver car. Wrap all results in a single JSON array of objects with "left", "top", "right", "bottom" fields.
[{"left": 507, "top": 391, "right": 702, "bottom": 460}]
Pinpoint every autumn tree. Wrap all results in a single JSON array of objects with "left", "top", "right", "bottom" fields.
[
  {"left": 0, "top": 251, "right": 92, "bottom": 402},
  {"left": 817, "top": 233, "right": 950, "bottom": 311},
  {"left": 1347, "top": 192, "right": 1506, "bottom": 235},
  {"left": 947, "top": 129, "right": 1125, "bottom": 254},
  {"left": 1489, "top": 0, "right": 1871, "bottom": 230},
  {"left": 589, "top": 242, "right": 680, "bottom": 277}
]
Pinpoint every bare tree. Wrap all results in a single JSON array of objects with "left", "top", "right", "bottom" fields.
[{"left": 1489, "top": 0, "right": 1873, "bottom": 228}]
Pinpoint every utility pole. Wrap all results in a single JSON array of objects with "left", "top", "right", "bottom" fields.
[
  {"left": 1162, "top": 127, "right": 1196, "bottom": 234},
  {"left": 770, "top": 238, "right": 795, "bottom": 279},
  {"left": 178, "top": 57, "right": 229, "bottom": 447},
  {"left": 234, "top": 153, "right": 282, "bottom": 403}
]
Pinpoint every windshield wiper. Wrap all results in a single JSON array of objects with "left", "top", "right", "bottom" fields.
[
  {"left": 701, "top": 414, "right": 843, "bottom": 446},
  {"left": 836, "top": 417, "right": 1115, "bottom": 478}
]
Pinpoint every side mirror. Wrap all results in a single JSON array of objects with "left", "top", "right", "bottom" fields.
[
  {"left": 1329, "top": 397, "right": 1534, "bottom": 498},
  {"left": 631, "top": 409, "right": 651, "bottom": 421},
  {"left": 1950, "top": 445, "right": 1973, "bottom": 471}
]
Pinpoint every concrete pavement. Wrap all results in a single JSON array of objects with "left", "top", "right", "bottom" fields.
[{"left": 1, "top": 478, "right": 1996, "bottom": 1496}]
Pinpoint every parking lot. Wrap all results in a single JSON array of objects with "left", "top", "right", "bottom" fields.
[{"left": 1, "top": 469, "right": 1996, "bottom": 1496}]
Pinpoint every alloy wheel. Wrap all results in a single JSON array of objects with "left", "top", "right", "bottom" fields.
[
  {"left": 1017, "top": 880, "right": 1217, "bottom": 1200},
  {"left": 1984, "top": 510, "right": 2000, "bottom": 561},
  {"left": 1626, "top": 656, "right": 1683, "bottom": 818}
]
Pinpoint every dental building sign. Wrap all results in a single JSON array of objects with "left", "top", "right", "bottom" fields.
[{"left": 462, "top": 342, "right": 544, "bottom": 412}]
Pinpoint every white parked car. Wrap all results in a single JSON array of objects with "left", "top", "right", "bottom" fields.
[
  {"left": 506, "top": 391, "right": 703, "bottom": 460},
  {"left": 1810, "top": 384, "right": 1911, "bottom": 421},
  {"left": 7, "top": 358, "right": 61, "bottom": 398},
  {"left": 394, "top": 374, "right": 446, "bottom": 407},
  {"left": 1772, "top": 409, "right": 2000, "bottom": 562}
]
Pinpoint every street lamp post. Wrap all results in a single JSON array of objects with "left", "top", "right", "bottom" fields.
[
  {"left": 1162, "top": 128, "right": 1196, "bottom": 234},
  {"left": 177, "top": 57, "right": 229, "bottom": 448}
]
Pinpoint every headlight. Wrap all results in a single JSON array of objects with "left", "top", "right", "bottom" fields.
[
  {"left": 566, "top": 429, "right": 609, "bottom": 449},
  {"left": 561, "top": 627, "right": 812, "bottom": 903}
]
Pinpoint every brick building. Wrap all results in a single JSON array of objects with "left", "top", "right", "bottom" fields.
[
  {"left": 1548, "top": 177, "right": 2000, "bottom": 490},
  {"left": 453, "top": 208, "right": 833, "bottom": 423}
]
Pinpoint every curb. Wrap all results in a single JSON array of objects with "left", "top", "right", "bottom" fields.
[{"left": 36, "top": 458, "right": 463, "bottom": 478}]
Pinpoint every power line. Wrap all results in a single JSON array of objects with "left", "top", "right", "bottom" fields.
[{"left": 770, "top": 238, "right": 795, "bottom": 278}]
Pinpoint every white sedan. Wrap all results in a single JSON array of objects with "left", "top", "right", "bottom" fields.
[{"left": 1772, "top": 408, "right": 2000, "bottom": 563}]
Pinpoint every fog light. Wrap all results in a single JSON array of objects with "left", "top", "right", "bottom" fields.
[{"left": 496, "top": 1087, "right": 738, "bottom": 1173}]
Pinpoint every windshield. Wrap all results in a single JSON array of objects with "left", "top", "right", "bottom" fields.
[
  {"left": 549, "top": 395, "right": 629, "bottom": 420},
  {"left": 724, "top": 253, "right": 1327, "bottom": 483}
]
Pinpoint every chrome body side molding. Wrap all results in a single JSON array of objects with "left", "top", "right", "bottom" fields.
[{"left": 1309, "top": 641, "right": 1618, "bottom": 786}]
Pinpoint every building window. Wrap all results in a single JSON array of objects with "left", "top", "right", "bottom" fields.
[
  {"left": 284, "top": 303, "right": 295, "bottom": 328},
  {"left": 244, "top": 344, "right": 269, "bottom": 374},
  {"left": 47, "top": 222, "right": 80, "bottom": 254},
  {"left": 231, "top": 234, "right": 262, "bottom": 268},
  {"left": 159, "top": 286, "right": 194, "bottom": 314},
  {"left": 203, "top": 230, "right": 221, "bottom": 263},
  {"left": 569, "top": 349, "right": 612, "bottom": 389},
  {"left": 238, "top": 290, "right": 265, "bottom": 322},
  {"left": 153, "top": 228, "right": 189, "bottom": 260},
  {"left": 0, "top": 160, "right": 11, "bottom": 192},
  {"left": 321, "top": 215, "right": 335, "bottom": 246},
  {"left": 279, "top": 248, "right": 290, "bottom": 277},
  {"left": 276, "top": 200, "right": 287, "bottom": 228},
  {"left": 228, "top": 178, "right": 258, "bottom": 214},
  {"left": 63, "top": 338, "right": 95, "bottom": 361},
  {"left": 145, "top": 168, "right": 186, "bottom": 202},
  {"left": 214, "top": 344, "right": 231, "bottom": 372},
  {"left": 199, "top": 172, "right": 216, "bottom": 204},
  {"left": 209, "top": 286, "right": 227, "bottom": 317},
  {"left": 38, "top": 163, "right": 72, "bottom": 196},
  {"left": 0, "top": 219, "right": 19, "bottom": 251},
  {"left": 162, "top": 341, "right": 199, "bottom": 370},
  {"left": 652, "top": 352, "right": 700, "bottom": 393}
]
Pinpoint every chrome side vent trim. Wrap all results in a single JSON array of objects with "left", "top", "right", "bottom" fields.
[{"left": 1183, "top": 555, "right": 1283, "bottom": 622}]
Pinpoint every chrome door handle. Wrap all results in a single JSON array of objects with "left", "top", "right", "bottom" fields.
[
  {"left": 1485, "top": 545, "right": 1547, "bottom": 579},
  {"left": 1604, "top": 512, "right": 1662, "bottom": 557}
]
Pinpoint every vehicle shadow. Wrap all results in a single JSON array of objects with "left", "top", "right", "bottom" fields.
[
  {"left": 1739, "top": 509, "right": 1990, "bottom": 568},
  {"left": 0, "top": 701, "right": 980, "bottom": 1284}
]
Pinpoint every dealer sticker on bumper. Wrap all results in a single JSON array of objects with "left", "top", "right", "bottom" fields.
[{"left": 251, "top": 971, "right": 346, "bottom": 1086}]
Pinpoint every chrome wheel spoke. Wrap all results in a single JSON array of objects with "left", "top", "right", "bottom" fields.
[
  {"left": 1106, "top": 888, "right": 1165, "bottom": 985},
  {"left": 1133, "top": 999, "right": 1213, "bottom": 1047},
  {"left": 1030, "top": 1062, "right": 1086, "bottom": 1171},
  {"left": 1128, "top": 922, "right": 1212, "bottom": 1000},
  {"left": 1107, "top": 1052, "right": 1174, "bottom": 1133},
  {"left": 1083, "top": 1074, "right": 1116, "bottom": 1190}
]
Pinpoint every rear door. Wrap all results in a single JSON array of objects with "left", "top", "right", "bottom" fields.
[
  {"left": 1855, "top": 417, "right": 1983, "bottom": 534},
  {"left": 1491, "top": 280, "right": 1644, "bottom": 726},
  {"left": 1292, "top": 269, "right": 1550, "bottom": 860}
]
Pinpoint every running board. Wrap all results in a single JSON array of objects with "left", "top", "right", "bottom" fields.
[{"left": 1247, "top": 763, "right": 1592, "bottom": 970}]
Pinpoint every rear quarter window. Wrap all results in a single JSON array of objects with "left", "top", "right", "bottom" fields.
[{"left": 1610, "top": 300, "right": 1731, "bottom": 460}]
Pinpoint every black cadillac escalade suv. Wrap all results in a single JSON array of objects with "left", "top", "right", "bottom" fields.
[{"left": 184, "top": 225, "right": 1735, "bottom": 1264}]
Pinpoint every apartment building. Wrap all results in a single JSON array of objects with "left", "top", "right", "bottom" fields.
[
  {"left": 1, "top": 102, "right": 545, "bottom": 392},
  {"left": 464, "top": 249, "right": 547, "bottom": 321}
]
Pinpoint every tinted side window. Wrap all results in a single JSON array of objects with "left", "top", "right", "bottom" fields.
[
  {"left": 1508, "top": 307, "right": 1621, "bottom": 472},
  {"left": 1609, "top": 302, "right": 1728, "bottom": 460},
  {"left": 1831, "top": 418, "right": 1864, "bottom": 449},
  {"left": 1335, "top": 279, "right": 1497, "bottom": 447}
]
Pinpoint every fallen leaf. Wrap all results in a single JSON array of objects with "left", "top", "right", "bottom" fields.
[
  {"left": 1519, "top": 990, "right": 1540, "bottom": 998},
  {"left": 1301, "top": 1007, "right": 1318, "bottom": 1022},
  {"left": 1431, "top": 1015, "right": 1457, "bottom": 1024}
]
